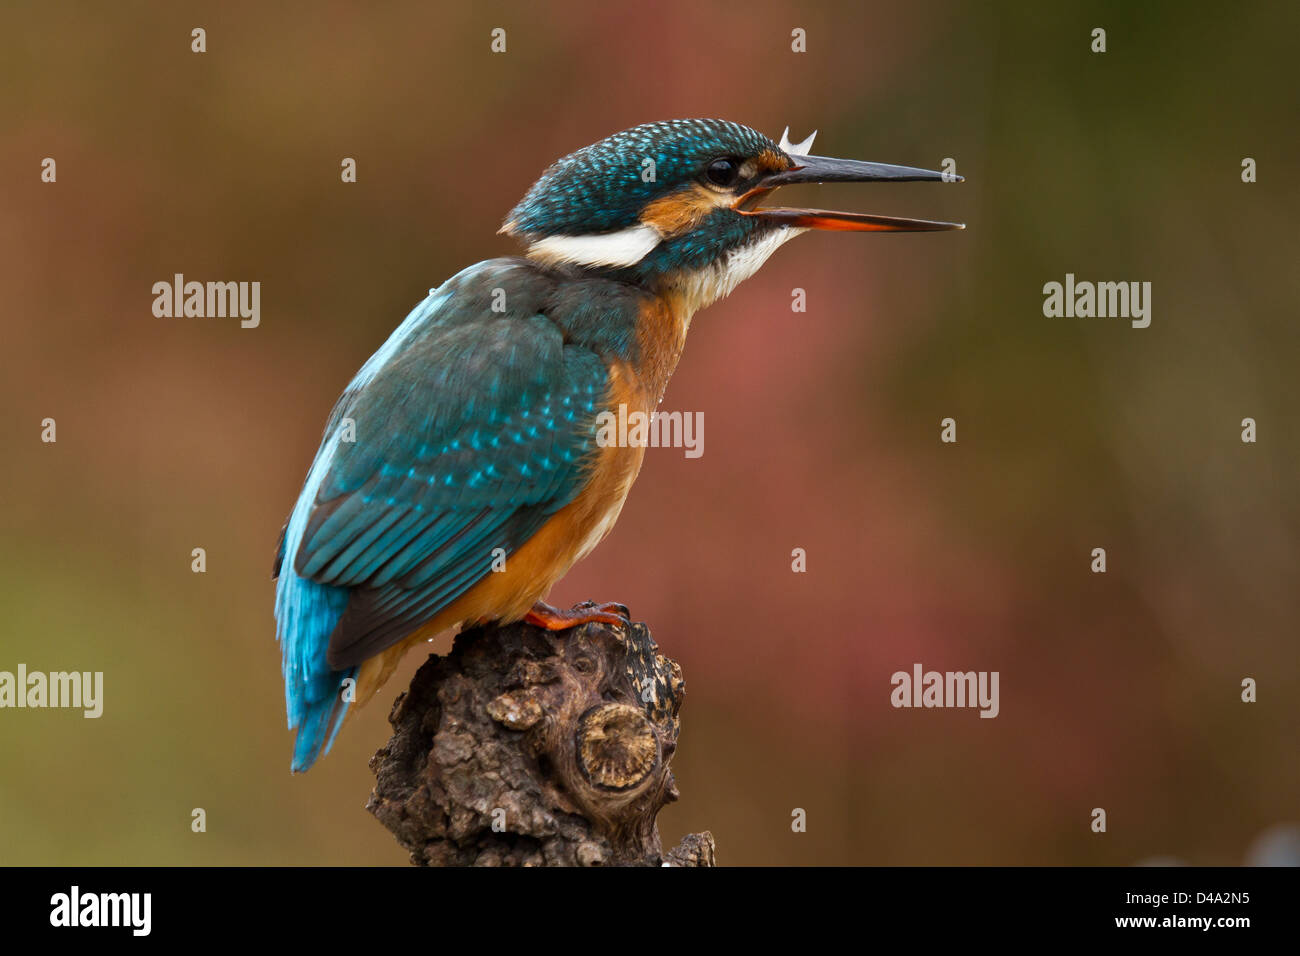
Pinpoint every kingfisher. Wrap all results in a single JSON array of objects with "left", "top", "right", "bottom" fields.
[{"left": 274, "top": 118, "right": 963, "bottom": 771}]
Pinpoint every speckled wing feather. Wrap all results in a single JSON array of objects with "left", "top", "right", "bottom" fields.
[{"left": 290, "top": 260, "right": 608, "bottom": 669}]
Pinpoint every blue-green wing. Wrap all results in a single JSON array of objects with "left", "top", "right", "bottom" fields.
[{"left": 290, "top": 263, "right": 607, "bottom": 668}]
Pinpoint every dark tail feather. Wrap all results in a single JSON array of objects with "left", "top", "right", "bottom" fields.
[{"left": 290, "top": 666, "right": 356, "bottom": 773}]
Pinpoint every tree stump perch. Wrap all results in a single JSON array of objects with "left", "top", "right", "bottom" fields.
[{"left": 366, "top": 604, "right": 715, "bottom": 866}]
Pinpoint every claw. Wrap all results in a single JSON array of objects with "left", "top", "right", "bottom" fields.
[{"left": 524, "top": 600, "right": 631, "bottom": 631}]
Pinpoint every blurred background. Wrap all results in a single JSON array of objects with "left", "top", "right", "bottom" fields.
[{"left": 2, "top": 0, "right": 1296, "bottom": 865}]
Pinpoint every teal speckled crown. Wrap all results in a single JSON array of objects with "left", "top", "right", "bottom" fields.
[{"left": 504, "top": 119, "right": 779, "bottom": 237}]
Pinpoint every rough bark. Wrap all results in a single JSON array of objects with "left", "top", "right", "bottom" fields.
[{"left": 367, "top": 604, "right": 715, "bottom": 866}]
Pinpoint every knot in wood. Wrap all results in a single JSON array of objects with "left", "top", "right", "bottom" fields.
[{"left": 577, "top": 703, "right": 658, "bottom": 790}]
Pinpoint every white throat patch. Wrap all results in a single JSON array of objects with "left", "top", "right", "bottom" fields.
[{"left": 669, "top": 227, "right": 807, "bottom": 315}]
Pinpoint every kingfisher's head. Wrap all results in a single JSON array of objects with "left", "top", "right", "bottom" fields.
[{"left": 502, "top": 118, "right": 962, "bottom": 311}]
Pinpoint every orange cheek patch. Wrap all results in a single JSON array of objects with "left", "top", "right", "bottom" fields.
[
  {"left": 756, "top": 149, "right": 794, "bottom": 173},
  {"left": 641, "top": 185, "right": 728, "bottom": 236}
]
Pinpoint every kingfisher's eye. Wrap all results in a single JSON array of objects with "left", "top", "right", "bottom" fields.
[{"left": 705, "top": 157, "right": 741, "bottom": 187}]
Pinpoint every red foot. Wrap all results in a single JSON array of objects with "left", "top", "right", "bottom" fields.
[{"left": 524, "top": 600, "right": 631, "bottom": 631}]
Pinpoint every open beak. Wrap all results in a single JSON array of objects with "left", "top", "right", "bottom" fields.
[{"left": 735, "top": 154, "right": 965, "bottom": 232}]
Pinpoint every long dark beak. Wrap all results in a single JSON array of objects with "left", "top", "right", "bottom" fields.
[{"left": 735, "top": 154, "right": 965, "bottom": 232}]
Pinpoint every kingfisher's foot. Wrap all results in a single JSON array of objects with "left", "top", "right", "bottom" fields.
[{"left": 524, "top": 600, "right": 631, "bottom": 631}]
